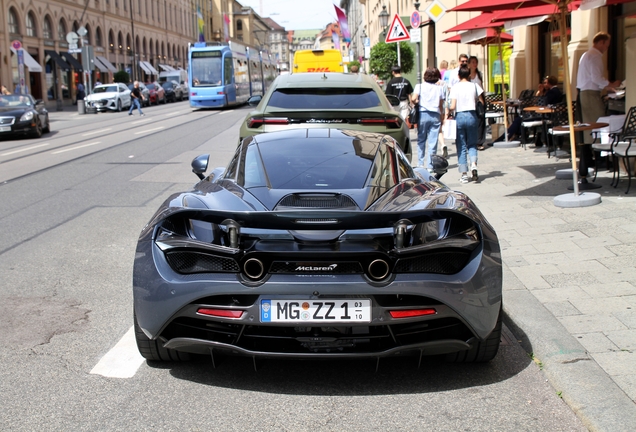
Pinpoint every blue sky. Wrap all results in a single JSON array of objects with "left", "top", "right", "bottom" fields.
[{"left": 239, "top": 0, "right": 341, "bottom": 30}]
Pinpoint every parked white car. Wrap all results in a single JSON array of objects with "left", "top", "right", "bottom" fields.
[{"left": 85, "top": 83, "right": 132, "bottom": 112}]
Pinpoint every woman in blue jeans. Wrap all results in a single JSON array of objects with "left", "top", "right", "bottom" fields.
[
  {"left": 411, "top": 67, "right": 445, "bottom": 169},
  {"left": 447, "top": 67, "right": 484, "bottom": 183}
]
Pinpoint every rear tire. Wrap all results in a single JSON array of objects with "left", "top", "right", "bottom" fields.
[
  {"left": 134, "top": 312, "right": 190, "bottom": 361},
  {"left": 446, "top": 308, "right": 502, "bottom": 363},
  {"left": 42, "top": 115, "right": 50, "bottom": 133}
]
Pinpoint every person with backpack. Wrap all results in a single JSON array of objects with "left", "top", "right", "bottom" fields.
[{"left": 385, "top": 65, "right": 413, "bottom": 121}]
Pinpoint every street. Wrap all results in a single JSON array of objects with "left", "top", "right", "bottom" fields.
[{"left": 0, "top": 105, "right": 586, "bottom": 430}]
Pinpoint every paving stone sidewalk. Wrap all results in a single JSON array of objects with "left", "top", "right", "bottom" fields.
[{"left": 412, "top": 128, "right": 636, "bottom": 430}]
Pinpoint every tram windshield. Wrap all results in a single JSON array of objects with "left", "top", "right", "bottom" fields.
[{"left": 191, "top": 51, "right": 223, "bottom": 87}]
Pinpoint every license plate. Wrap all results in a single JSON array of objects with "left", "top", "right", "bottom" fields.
[
  {"left": 0, "top": 126, "right": 11, "bottom": 132},
  {"left": 261, "top": 299, "right": 371, "bottom": 323}
]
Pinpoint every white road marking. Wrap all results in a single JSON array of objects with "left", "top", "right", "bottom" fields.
[
  {"left": 132, "top": 118, "right": 152, "bottom": 125},
  {"left": 90, "top": 326, "right": 145, "bottom": 378},
  {"left": 165, "top": 110, "right": 189, "bottom": 116},
  {"left": 82, "top": 128, "right": 112, "bottom": 136},
  {"left": 51, "top": 141, "right": 101, "bottom": 154},
  {"left": 134, "top": 126, "right": 164, "bottom": 135},
  {"left": 1, "top": 143, "right": 49, "bottom": 156}
]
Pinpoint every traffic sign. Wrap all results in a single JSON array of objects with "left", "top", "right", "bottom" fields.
[
  {"left": 425, "top": 0, "right": 447, "bottom": 23},
  {"left": 11, "top": 40, "right": 22, "bottom": 50},
  {"left": 385, "top": 14, "right": 411, "bottom": 43},
  {"left": 411, "top": 11, "right": 421, "bottom": 29},
  {"left": 410, "top": 28, "right": 421, "bottom": 43}
]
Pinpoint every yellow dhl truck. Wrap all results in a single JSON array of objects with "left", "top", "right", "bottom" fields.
[{"left": 292, "top": 49, "right": 344, "bottom": 73}]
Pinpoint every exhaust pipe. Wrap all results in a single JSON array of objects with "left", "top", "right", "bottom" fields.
[
  {"left": 244, "top": 258, "right": 265, "bottom": 280},
  {"left": 368, "top": 259, "right": 390, "bottom": 281}
]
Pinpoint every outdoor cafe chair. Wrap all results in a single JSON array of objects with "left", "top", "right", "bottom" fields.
[
  {"left": 590, "top": 113, "right": 627, "bottom": 182},
  {"left": 546, "top": 102, "right": 575, "bottom": 159},
  {"left": 609, "top": 106, "right": 636, "bottom": 193}
]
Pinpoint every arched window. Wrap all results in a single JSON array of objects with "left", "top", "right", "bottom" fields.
[
  {"left": 126, "top": 34, "right": 132, "bottom": 53},
  {"left": 26, "top": 12, "right": 37, "bottom": 37},
  {"left": 43, "top": 16, "right": 53, "bottom": 39},
  {"left": 143, "top": 37, "right": 147, "bottom": 60},
  {"left": 72, "top": 21, "right": 79, "bottom": 33},
  {"left": 167, "top": 43, "right": 171, "bottom": 60},
  {"left": 149, "top": 39, "right": 154, "bottom": 61},
  {"left": 85, "top": 24, "right": 92, "bottom": 45},
  {"left": 96, "top": 27, "right": 103, "bottom": 47},
  {"left": 109, "top": 30, "right": 114, "bottom": 52},
  {"left": 58, "top": 19, "right": 67, "bottom": 41},
  {"left": 8, "top": 8, "right": 20, "bottom": 34},
  {"left": 118, "top": 32, "right": 124, "bottom": 52}
]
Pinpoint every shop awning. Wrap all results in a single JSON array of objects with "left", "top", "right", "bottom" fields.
[
  {"left": 61, "top": 52, "right": 83, "bottom": 71},
  {"left": 158, "top": 63, "right": 175, "bottom": 71},
  {"left": 96, "top": 56, "right": 117, "bottom": 73},
  {"left": 10, "top": 47, "right": 43, "bottom": 72},
  {"left": 143, "top": 61, "right": 158, "bottom": 75},
  {"left": 92, "top": 56, "right": 109, "bottom": 72},
  {"left": 44, "top": 50, "right": 71, "bottom": 71},
  {"left": 139, "top": 61, "right": 152, "bottom": 74}
]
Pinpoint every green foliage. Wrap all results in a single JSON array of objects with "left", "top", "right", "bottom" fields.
[
  {"left": 113, "top": 70, "right": 130, "bottom": 84},
  {"left": 369, "top": 41, "right": 415, "bottom": 81}
]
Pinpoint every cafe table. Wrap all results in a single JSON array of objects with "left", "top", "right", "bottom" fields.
[{"left": 553, "top": 122, "right": 610, "bottom": 190}]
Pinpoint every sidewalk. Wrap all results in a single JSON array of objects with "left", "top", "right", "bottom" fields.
[{"left": 412, "top": 128, "right": 636, "bottom": 430}]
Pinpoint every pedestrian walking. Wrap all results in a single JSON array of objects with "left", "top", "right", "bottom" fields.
[
  {"left": 76, "top": 83, "right": 86, "bottom": 104},
  {"left": 411, "top": 67, "right": 445, "bottom": 169},
  {"left": 576, "top": 32, "right": 620, "bottom": 181},
  {"left": 385, "top": 65, "right": 413, "bottom": 120},
  {"left": 447, "top": 66, "right": 482, "bottom": 183},
  {"left": 128, "top": 81, "right": 145, "bottom": 116},
  {"left": 468, "top": 56, "right": 486, "bottom": 150},
  {"left": 447, "top": 54, "right": 468, "bottom": 88}
]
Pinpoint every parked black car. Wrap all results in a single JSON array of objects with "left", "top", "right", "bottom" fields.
[
  {"left": 0, "top": 94, "right": 50, "bottom": 138},
  {"left": 161, "top": 81, "right": 181, "bottom": 102},
  {"left": 133, "top": 129, "right": 502, "bottom": 364}
]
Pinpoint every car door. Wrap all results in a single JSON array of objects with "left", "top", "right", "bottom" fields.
[{"left": 120, "top": 84, "right": 132, "bottom": 107}]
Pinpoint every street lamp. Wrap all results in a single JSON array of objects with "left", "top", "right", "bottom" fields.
[{"left": 378, "top": 5, "right": 389, "bottom": 41}]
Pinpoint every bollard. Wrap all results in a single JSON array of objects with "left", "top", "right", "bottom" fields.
[{"left": 77, "top": 100, "right": 85, "bottom": 114}]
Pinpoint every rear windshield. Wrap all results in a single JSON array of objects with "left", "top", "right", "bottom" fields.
[
  {"left": 267, "top": 88, "right": 381, "bottom": 110},
  {"left": 244, "top": 138, "right": 374, "bottom": 190}
]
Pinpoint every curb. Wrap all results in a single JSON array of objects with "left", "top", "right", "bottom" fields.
[{"left": 503, "top": 276, "right": 636, "bottom": 431}]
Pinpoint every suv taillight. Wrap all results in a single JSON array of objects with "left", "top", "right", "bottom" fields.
[
  {"left": 247, "top": 117, "right": 290, "bottom": 128},
  {"left": 358, "top": 117, "right": 402, "bottom": 129}
]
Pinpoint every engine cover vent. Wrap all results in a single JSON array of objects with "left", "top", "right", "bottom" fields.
[{"left": 275, "top": 194, "right": 359, "bottom": 210}]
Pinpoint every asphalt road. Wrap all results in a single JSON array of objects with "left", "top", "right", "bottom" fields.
[{"left": 0, "top": 102, "right": 587, "bottom": 431}]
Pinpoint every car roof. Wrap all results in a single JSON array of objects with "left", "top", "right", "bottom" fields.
[{"left": 271, "top": 73, "right": 377, "bottom": 89}]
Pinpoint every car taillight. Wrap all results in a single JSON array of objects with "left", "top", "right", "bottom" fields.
[
  {"left": 358, "top": 117, "right": 402, "bottom": 128},
  {"left": 197, "top": 308, "right": 244, "bottom": 319},
  {"left": 247, "top": 117, "right": 290, "bottom": 128},
  {"left": 389, "top": 309, "right": 436, "bottom": 318}
]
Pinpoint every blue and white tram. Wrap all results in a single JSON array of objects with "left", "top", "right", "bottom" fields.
[{"left": 188, "top": 41, "right": 272, "bottom": 109}]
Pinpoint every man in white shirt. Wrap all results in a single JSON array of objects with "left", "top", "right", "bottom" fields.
[
  {"left": 447, "top": 54, "right": 468, "bottom": 89},
  {"left": 576, "top": 31, "right": 621, "bottom": 144},
  {"left": 576, "top": 31, "right": 621, "bottom": 183}
]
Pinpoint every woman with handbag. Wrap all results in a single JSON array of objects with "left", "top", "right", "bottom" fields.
[
  {"left": 468, "top": 56, "right": 487, "bottom": 150},
  {"left": 447, "top": 66, "right": 483, "bottom": 183},
  {"left": 411, "top": 67, "right": 445, "bottom": 170}
]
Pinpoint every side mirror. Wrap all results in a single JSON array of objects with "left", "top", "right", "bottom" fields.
[
  {"left": 431, "top": 155, "right": 448, "bottom": 180},
  {"left": 191, "top": 154, "right": 210, "bottom": 180},
  {"left": 247, "top": 95, "right": 262, "bottom": 106},
  {"left": 385, "top": 95, "right": 400, "bottom": 107}
]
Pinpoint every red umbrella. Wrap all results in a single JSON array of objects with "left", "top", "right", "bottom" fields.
[
  {"left": 441, "top": 30, "right": 514, "bottom": 44},
  {"left": 445, "top": 12, "right": 506, "bottom": 32}
]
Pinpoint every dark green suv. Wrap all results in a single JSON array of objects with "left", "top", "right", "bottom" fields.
[{"left": 239, "top": 73, "right": 411, "bottom": 159}]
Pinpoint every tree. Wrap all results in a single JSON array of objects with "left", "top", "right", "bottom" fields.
[
  {"left": 114, "top": 70, "right": 130, "bottom": 84},
  {"left": 369, "top": 41, "right": 415, "bottom": 81}
]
